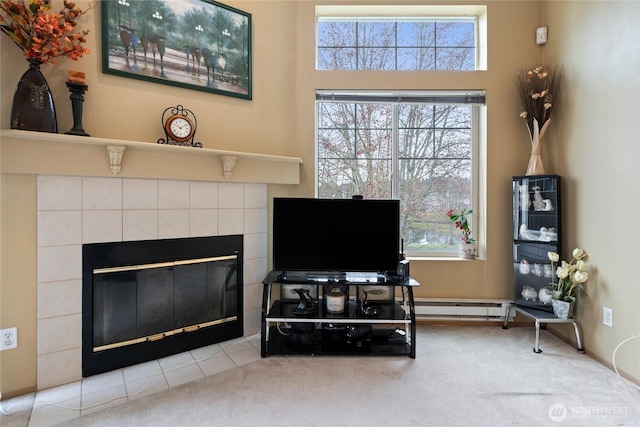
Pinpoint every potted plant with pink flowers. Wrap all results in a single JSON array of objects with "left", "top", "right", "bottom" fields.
[{"left": 446, "top": 208, "right": 476, "bottom": 259}]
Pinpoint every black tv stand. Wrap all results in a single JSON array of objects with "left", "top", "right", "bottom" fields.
[
  {"left": 261, "top": 270, "right": 419, "bottom": 358},
  {"left": 277, "top": 271, "right": 392, "bottom": 283}
]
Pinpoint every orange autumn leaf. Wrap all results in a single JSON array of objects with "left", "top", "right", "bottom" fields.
[{"left": 0, "top": 0, "right": 94, "bottom": 64}]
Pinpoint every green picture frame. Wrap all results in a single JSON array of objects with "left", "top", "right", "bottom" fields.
[{"left": 101, "top": 0, "right": 252, "bottom": 100}]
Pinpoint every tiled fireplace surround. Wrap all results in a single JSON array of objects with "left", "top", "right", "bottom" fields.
[{"left": 36, "top": 175, "right": 267, "bottom": 391}]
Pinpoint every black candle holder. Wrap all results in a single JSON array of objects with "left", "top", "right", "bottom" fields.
[{"left": 65, "top": 82, "right": 89, "bottom": 136}]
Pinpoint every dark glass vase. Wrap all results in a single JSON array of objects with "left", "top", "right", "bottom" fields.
[{"left": 10, "top": 58, "right": 58, "bottom": 133}]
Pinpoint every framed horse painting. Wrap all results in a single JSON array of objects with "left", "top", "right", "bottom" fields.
[{"left": 101, "top": 0, "right": 252, "bottom": 100}]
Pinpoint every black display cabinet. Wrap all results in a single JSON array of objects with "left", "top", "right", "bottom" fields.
[{"left": 512, "top": 175, "right": 561, "bottom": 313}]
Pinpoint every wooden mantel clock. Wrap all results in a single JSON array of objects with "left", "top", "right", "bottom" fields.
[{"left": 158, "top": 105, "right": 203, "bottom": 148}]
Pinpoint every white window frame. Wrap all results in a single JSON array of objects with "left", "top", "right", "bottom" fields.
[{"left": 315, "top": 5, "right": 488, "bottom": 71}]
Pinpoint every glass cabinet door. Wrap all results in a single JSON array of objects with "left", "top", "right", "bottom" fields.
[
  {"left": 513, "top": 175, "right": 560, "bottom": 242},
  {"left": 512, "top": 175, "right": 561, "bottom": 312},
  {"left": 513, "top": 242, "right": 558, "bottom": 310}
]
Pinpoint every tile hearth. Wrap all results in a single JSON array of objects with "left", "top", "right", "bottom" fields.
[{"left": 26, "top": 334, "right": 262, "bottom": 427}]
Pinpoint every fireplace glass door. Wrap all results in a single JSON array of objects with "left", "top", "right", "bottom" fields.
[
  {"left": 92, "top": 256, "right": 238, "bottom": 352},
  {"left": 82, "top": 234, "right": 243, "bottom": 377}
]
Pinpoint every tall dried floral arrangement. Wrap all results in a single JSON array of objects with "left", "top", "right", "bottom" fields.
[{"left": 515, "top": 64, "right": 562, "bottom": 175}]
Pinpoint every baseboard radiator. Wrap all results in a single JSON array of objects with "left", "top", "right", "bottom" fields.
[{"left": 414, "top": 298, "right": 515, "bottom": 322}]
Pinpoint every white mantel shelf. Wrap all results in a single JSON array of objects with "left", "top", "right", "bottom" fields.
[{"left": 0, "top": 129, "right": 302, "bottom": 184}]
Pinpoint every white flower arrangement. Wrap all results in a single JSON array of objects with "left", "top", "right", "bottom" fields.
[{"left": 547, "top": 248, "right": 589, "bottom": 302}]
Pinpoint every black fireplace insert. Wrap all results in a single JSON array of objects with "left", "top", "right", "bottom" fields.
[{"left": 82, "top": 235, "right": 243, "bottom": 377}]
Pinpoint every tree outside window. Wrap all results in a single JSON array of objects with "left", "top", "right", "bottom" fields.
[{"left": 316, "top": 17, "right": 480, "bottom": 255}]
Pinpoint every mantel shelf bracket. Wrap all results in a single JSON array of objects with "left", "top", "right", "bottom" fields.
[
  {"left": 107, "top": 145, "right": 126, "bottom": 175},
  {"left": 221, "top": 155, "right": 238, "bottom": 180}
]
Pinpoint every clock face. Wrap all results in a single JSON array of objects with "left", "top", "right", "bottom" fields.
[
  {"left": 162, "top": 108, "right": 198, "bottom": 145},
  {"left": 169, "top": 117, "right": 192, "bottom": 140}
]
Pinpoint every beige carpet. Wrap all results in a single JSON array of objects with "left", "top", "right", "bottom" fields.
[{"left": 7, "top": 325, "right": 640, "bottom": 426}]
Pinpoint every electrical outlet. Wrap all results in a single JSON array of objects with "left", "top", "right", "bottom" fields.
[
  {"left": 603, "top": 307, "right": 613, "bottom": 328},
  {"left": 0, "top": 327, "right": 18, "bottom": 351}
]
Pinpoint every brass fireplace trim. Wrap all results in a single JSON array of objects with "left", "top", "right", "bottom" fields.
[
  {"left": 93, "top": 316, "right": 238, "bottom": 352},
  {"left": 93, "top": 255, "right": 237, "bottom": 275}
]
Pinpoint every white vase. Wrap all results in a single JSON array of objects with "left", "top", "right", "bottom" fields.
[
  {"left": 552, "top": 299, "right": 575, "bottom": 320},
  {"left": 458, "top": 242, "right": 477, "bottom": 259}
]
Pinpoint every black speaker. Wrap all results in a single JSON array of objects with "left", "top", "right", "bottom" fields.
[{"left": 397, "top": 259, "right": 410, "bottom": 278}]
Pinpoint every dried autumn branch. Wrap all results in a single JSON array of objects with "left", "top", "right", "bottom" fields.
[{"left": 0, "top": 0, "right": 94, "bottom": 64}]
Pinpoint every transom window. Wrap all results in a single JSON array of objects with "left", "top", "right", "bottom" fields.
[
  {"left": 316, "top": 91, "right": 484, "bottom": 256},
  {"left": 317, "top": 17, "right": 477, "bottom": 71}
]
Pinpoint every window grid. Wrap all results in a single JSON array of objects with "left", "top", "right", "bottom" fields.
[
  {"left": 317, "top": 17, "right": 476, "bottom": 71},
  {"left": 317, "top": 98, "right": 478, "bottom": 256}
]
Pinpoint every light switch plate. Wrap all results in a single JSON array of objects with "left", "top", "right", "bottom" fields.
[{"left": 536, "top": 27, "right": 548, "bottom": 45}]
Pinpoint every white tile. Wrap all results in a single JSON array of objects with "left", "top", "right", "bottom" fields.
[
  {"left": 163, "top": 363, "right": 204, "bottom": 388},
  {"left": 82, "top": 210, "right": 122, "bottom": 243},
  {"left": 123, "top": 178, "right": 158, "bottom": 209},
  {"left": 158, "top": 180, "right": 189, "bottom": 209},
  {"left": 197, "top": 353, "right": 237, "bottom": 377},
  {"left": 37, "top": 245, "right": 82, "bottom": 283},
  {"left": 37, "top": 175, "right": 82, "bottom": 211},
  {"left": 81, "top": 369, "right": 124, "bottom": 396},
  {"left": 37, "top": 349, "right": 82, "bottom": 391},
  {"left": 80, "top": 384, "right": 127, "bottom": 416},
  {"left": 158, "top": 209, "right": 190, "bottom": 239},
  {"left": 34, "top": 381, "right": 81, "bottom": 405},
  {"left": 243, "top": 309, "right": 263, "bottom": 337},
  {"left": 218, "top": 209, "right": 243, "bottom": 235},
  {"left": 125, "top": 374, "right": 169, "bottom": 401},
  {"left": 37, "top": 314, "right": 81, "bottom": 354},
  {"left": 219, "top": 183, "right": 244, "bottom": 208},
  {"left": 244, "top": 257, "right": 268, "bottom": 285},
  {"left": 244, "top": 208, "right": 267, "bottom": 234},
  {"left": 226, "top": 346, "right": 262, "bottom": 367},
  {"left": 123, "top": 360, "right": 163, "bottom": 384},
  {"left": 28, "top": 397, "right": 80, "bottom": 427},
  {"left": 38, "top": 280, "right": 81, "bottom": 319},
  {"left": 246, "top": 330, "right": 262, "bottom": 349},
  {"left": 189, "top": 209, "right": 218, "bottom": 237},
  {"left": 159, "top": 352, "right": 196, "bottom": 373},
  {"left": 243, "top": 184, "right": 267, "bottom": 208},
  {"left": 37, "top": 210, "right": 82, "bottom": 247},
  {"left": 243, "top": 283, "right": 263, "bottom": 312},
  {"left": 190, "top": 343, "right": 224, "bottom": 362},
  {"left": 82, "top": 177, "right": 122, "bottom": 210},
  {"left": 190, "top": 181, "right": 218, "bottom": 209},
  {"left": 123, "top": 210, "right": 158, "bottom": 241},
  {"left": 244, "top": 233, "right": 267, "bottom": 260},
  {"left": 219, "top": 337, "right": 252, "bottom": 354}
]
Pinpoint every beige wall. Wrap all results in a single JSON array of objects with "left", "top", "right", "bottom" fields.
[
  {"left": 0, "top": 174, "right": 37, "bottom": 397},
  {"left": 542, "top": 0, "right": 640, "bottom": 383},
  {"left": 1, "top": 0, "right": 638, "bottom": 397}
]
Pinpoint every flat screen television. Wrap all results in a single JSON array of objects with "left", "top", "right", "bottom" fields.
[{"left": 273, "top": 198, "right": 400, "bottom": 273}]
